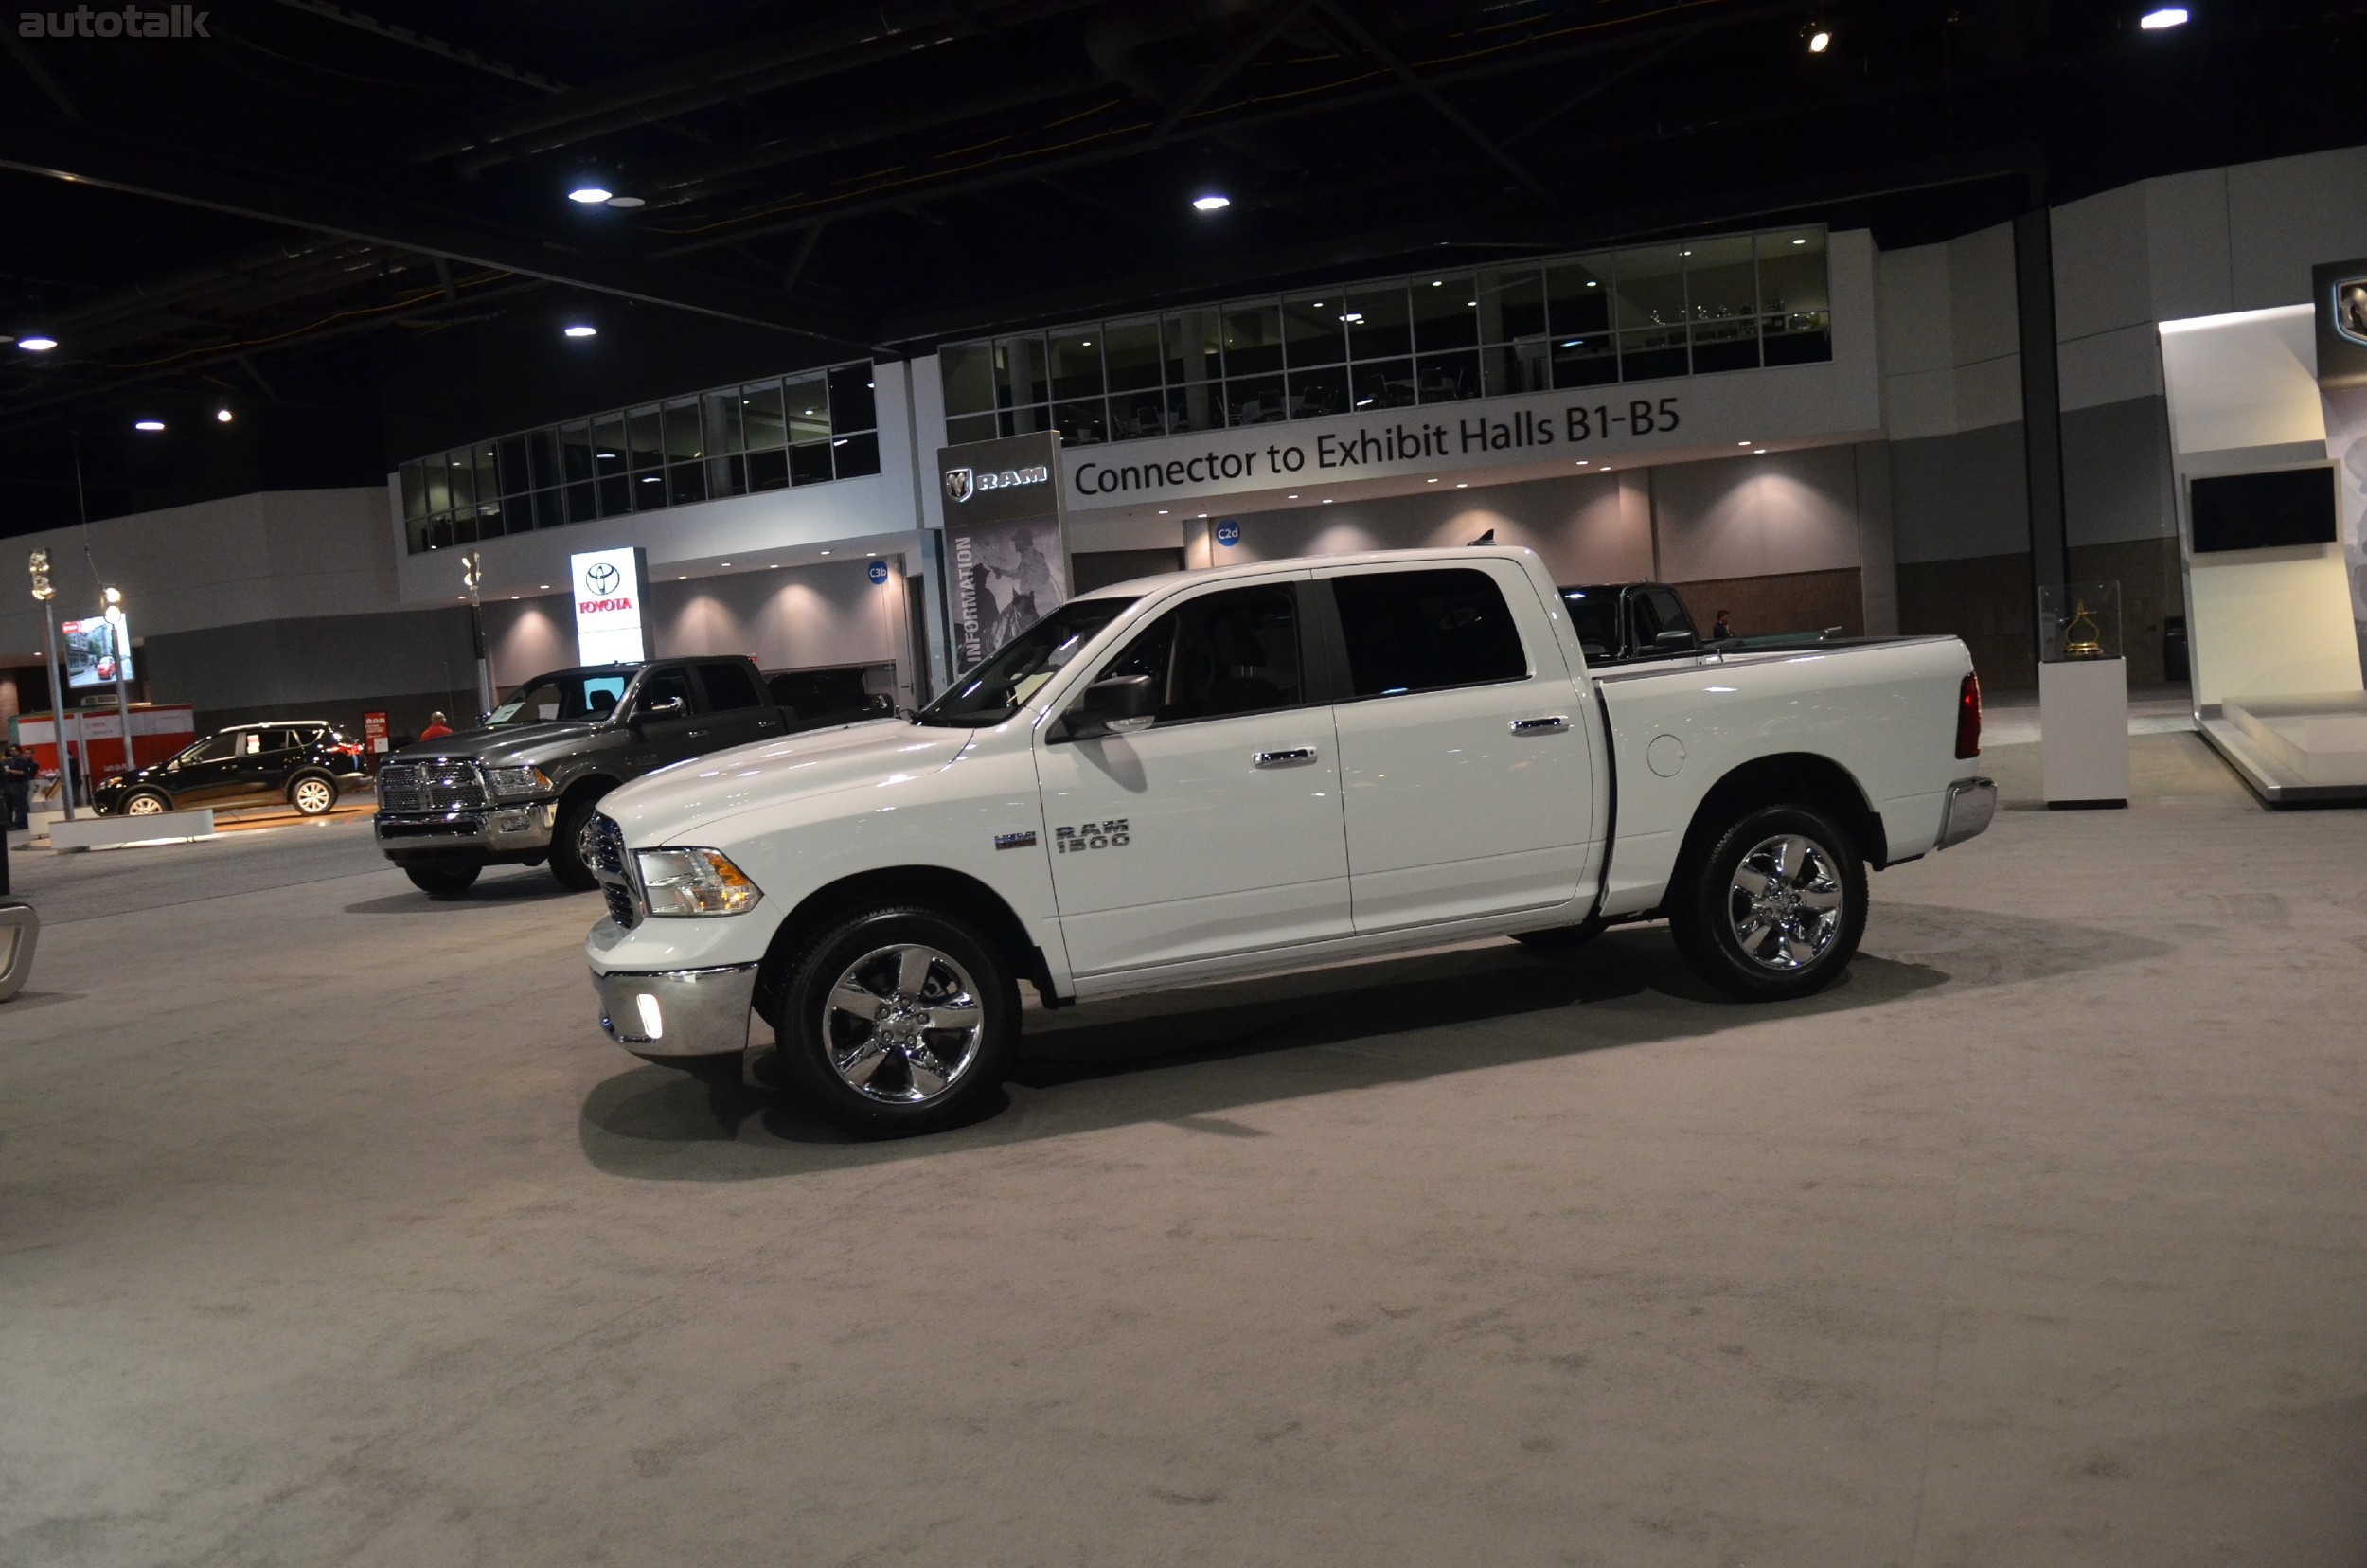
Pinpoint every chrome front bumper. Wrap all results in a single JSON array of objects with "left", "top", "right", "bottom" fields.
[
  {"left": 1936, "top": 776, "right": 1998, "bottom": 849},
  {"left": 374, "top": 800, "right": 554, "bottom": 852},
  {"left": 594, "top": 962, "right": 760, "bottom": 1060}
]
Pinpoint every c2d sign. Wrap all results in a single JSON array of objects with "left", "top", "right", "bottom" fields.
[
  {"left": 571, "top": 545, "right": 651, "bottom": 665},
  {"left": 1214, "top": 520, "right": 1241, "bottom": 547},
  {"left": 936, "top": 429, "right": 1071, "bottom": 673}
]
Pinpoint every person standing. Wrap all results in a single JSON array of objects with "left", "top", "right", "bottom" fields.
[
  {"left": 2, "top": 744, "right": 36, "bottom": 831},
  {"left": 1712, "top": 609, "right": 1735, "bottom": 642},
  {"left": 418, "top": 712, "right": 454, "bottom": 742}
]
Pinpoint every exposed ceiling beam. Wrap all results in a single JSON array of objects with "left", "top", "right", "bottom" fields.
[
  {"left": 267, "top": 0, "right": 568, "bottom": 95},
  {"left": 0, "top": 122, "right": 874, "bottom": 347},
  {"left": 1151, "top": 0, "right": 1320, "bottom": 138}
]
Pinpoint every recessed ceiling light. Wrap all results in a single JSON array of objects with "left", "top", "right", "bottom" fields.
[
  {"left": 1286, "top": 494, "right": 1298, "bottom": 500},
  {"left": 1455, "top": 482, "right": 1468, "bottom": 489},
  {"left": 510, "top": 595, "right": 519, "bottom": 600},
  {"left": 1807, "top": 28, "right": 1831, "bottom": 52},
  {"left": 539, "top": 584, "right": 550, "bottom": 589},
  {"left": 563, "top": 324, "right": 597, "bottom": 338},
  {"left": 605, "top": 195, "right": 645, "bottom": 209},
  {"left": 1738, "top": 440, "right": 1752, "bottom": 446},
  {"left": 1322, "top": 498, "right": 1334, "bottom": 504},
  {"left": 1430, "top": 280, "right": 1443, "bottom": 288},
  {"left": 2139, "top": 7, "right": 2187, "bottom": 27},
  {"left": 1198, "top": 512, "right": 1209, "bottom": 518},
  {"left": 568, "top": 185, "right": 613, "bottom": 204},
  {"left": 721, "top": 561, "right": 730, "bottom": 566},
  {"left": 133, "top": 419, "right": 164, "bottom": 432},
  {"left": 819, "top": 549, "right": 830, "bottom": 555},
  {"left": 19, "top": 335, "right": 58, "bottom": 352},
  {"left": 1575, "top": 460, "right": 1589, "bottom": 466},
  {"left": 1791, "top": 237, "right": 1808, "bottom": 245},
  {"left": 1191, "top": 192, "right": 1230, "bottom": 212},
  {"left": 1426, "top": 477, "right": 1438, "bottom": 483},
  {"left": 770, "top": 563, "right": 780, "bottom": 569},
  {"left": 1754, "top": 448, "right": 1768, "bottom": 454},
  {"left": 1340, "top": 312, "right": 1364, "bottom": 324},
  {"left": 216, "top": 407, "right": 234, "bottom": 423},
  {"left": 1157, "top": 508, "right": 1168, "bottom": 514}
]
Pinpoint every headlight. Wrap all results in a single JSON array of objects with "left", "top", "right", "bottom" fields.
[
  {"left": 483, "top": 764, "right": 552, "bottom": 799},
  {"left": 634, "top": 847, "right": 763, "bottom": 917}
]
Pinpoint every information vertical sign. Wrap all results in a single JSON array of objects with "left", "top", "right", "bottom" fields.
[{"left": 935, "top": 430, "right": 1070, "bottom": 674}]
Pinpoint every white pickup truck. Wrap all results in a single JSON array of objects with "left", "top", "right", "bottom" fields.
[{"left": 585, "top": 546, "right": 1994, "bottom": 1134}]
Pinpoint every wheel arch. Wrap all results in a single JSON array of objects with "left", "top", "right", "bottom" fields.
[
  {"left": 558, "top": 772, "right": 623, "bottom": 808},
  {"left": 753, "top": 865, "right": 1058, "bottom": 1022},
  {"left": 1667, "top": 752, "right": 1891, "bottom": 905}
]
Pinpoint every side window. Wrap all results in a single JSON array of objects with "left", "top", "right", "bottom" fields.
[
  {"left": 1644, "top": 587, "right": 1694, "bottom": 645},
  {"left": 696, "top": 661, "right": 764, "bottom": 712},
  {"left": 192, "top": 734, "right": 237, "bottom": 763},
  {"left": 1092, "top": 583, "right": 1303, "bottom": 723},
  {"left": 1329, "top": 568, "right": 1529, "bottom": 698},
  {"left": 635, "top": 668, "right": 699, "bottom": 715}
]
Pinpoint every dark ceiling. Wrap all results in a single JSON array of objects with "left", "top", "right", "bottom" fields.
[{"left": 1, "top": 0, "right": 2361, "bottom": 533}]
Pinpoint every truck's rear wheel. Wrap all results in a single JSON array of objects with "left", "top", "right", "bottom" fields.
[
  {"left": 774, "top": 905, "right": 1018, "bottom": 1136},
  {"left": 404, "top": 863, "right": 481, "bottom": 898},
  {"left": 1669, "top": 804, "right": 1865, "bottom": 1001}
]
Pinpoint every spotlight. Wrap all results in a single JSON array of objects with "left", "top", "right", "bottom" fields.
[
  {"left": 216, "top": 407, "right": 234, "bottom": 423},
  {"left": 2139, "top": 7, "right": 2187, "bottom": 26},
  {"left": 563, "top": 324, "right": 598, "bottom": 338},
  {"left": 567, "top": 185, "right": 614, "bottom": 205},
  {"left": 1807, "top": 27, "right": 1831, "bottom": 52},
  {"left": 18, "top": 335, "right": 57, "bottom": 352},
  {"left": 133, "top": 419, "right": 164, "bottom": 432},
  {"left": 1191, "top": 192, "right": 1231, "bottom": 212}
]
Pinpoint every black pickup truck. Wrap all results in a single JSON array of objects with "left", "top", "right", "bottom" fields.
[{"left": 374, "top": 657, "right": 790, "bottom": 897}]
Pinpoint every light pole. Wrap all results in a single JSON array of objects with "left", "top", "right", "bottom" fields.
[
  {"left": 101, "top": 585, "right": 133, "bottom": 776},
  {"left": 461, "top": 548, "right": 492, "bottom": 720},
  {"left": 27, "top": 550, "right": 74, "bottom": 820}
]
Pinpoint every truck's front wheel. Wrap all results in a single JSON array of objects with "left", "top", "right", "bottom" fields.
[
  {"left": 1669, "top": 805, "right": 1866, "bottom": 1001},
  {"left": 774, "top": 906, "right": 1019, "bottom": 1136}
]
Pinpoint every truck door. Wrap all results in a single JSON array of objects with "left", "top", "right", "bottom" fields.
[
  {"left": 1034, "top": 576, "right": 1351, "bottom": 976},
  {"left": 692, "top": 661, "right": 783, "bottom": 753},
  {"left": 625, "top": 666, "right": 705, "bottom": 770},
  {"left": 1319, "top": 562, "right": 1595, "bottom": 932}
]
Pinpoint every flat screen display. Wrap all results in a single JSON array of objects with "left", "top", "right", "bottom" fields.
[
  {"left": 62, "top": 609, "right": 134, "bottom": 688},
  {"left": 2189, "top": 467, "right": 2339, "bottom": 553}
]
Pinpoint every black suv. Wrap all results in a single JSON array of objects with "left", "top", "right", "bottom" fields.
[
  {"left": 95, "top": 722, "right": 369, "bottom": 818},
  {"left": 374, "top": 657, "right": 789, "bottom": 897}
]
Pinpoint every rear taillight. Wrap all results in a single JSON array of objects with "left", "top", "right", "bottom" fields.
[{"left": 1955, "top": 671, "right": 1983, "bottom": 758}]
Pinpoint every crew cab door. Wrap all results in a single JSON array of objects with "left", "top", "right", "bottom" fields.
[
  {"left": 692, "top": 660, "right": 783, "bottom": 752},
  {"left": 1034, "top": 575, "right": 1351, "bottom": 976},
  {"left": 1317, "top": 561, "right": 1595, "bottom": 932}
]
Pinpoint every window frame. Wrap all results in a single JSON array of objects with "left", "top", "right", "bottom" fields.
[
  {"left": 1050, "top": 577, "right": 1324, "bottom": 740},
  {"left": 1309, "top": 564, "right": 1537, "bottom": 704}
]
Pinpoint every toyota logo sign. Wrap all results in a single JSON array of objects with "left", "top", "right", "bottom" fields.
[{"left": 583, "top": 561, "right": 620, "bottom": 595}]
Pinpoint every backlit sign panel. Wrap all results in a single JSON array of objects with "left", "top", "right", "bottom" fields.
[
  {"left": 571, "top": 546, "right": 651, "bottom": 665},
  {"left": 62, "top": 606, "right": 133, "bottom": 688}
]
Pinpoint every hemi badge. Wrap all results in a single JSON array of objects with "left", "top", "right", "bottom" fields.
[{"left": 994, "top": 830, "right": 1038, "bottom": 850}]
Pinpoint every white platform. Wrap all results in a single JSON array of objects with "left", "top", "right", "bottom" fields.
[
  {"left": 2201, "top": 691, "right": 2367, "bottom": 806},
  {"left": 2039, "top": 657, "right": 2130, "bottom": 807},
  {"left": 49, "top": 809, "right": 216, "bottom": 852}
]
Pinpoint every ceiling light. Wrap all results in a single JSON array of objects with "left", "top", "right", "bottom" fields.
[
  {"left": 1430, "top": 280, "right": 1443, "bottom": 288},
  {"left": 1198, "top": 512, "right": 1209, "bottom": 518},
  {"left": 1286, "top": 494, "right": 1298, "bottom": 500},
  {"left": 133, "top": 419, "right": 164, "bottom": 432},
  {"left": 1455, "top": 482, "right": 1468, "bottom": 489},
  {"left": 1738, "top": 440, "right": 1752, "bottom": 446},
  {"left": 563, "top": 324, "right": 597, "bottom": 338},
  {"left": 2139, "top": 7, "right": 2187, "bottom": 26},
  {"left": 770, "top": 564, "right": 780, "bottom": 569},
  {"left": 19, "top": 335, "right": 57, "bottom": 352},
  {"left": 1341, "top": 312, "right": 1364, "bottom": 323},
  {"left": 216, "top": 407, "right": 234, "bottom": 423},
  {"left": 721, "top": 561, "right": 730, "bottom": 566},
  {"left": 567, "top": 185, "right": 614, "bottom": 204},
  {"left": 539, "top": 584, "right": 550, "bottom": 589},
  {"left": 1191, "top": 193, "right": 1230, "bottom": 212},
  {"left": 819, "top": 549, "right": 831, "bottom": 555},
  {"left": 1792, "top": 237, "right": 1808, "bottom": 245},
  {"left": 1807, "top": 28, "right": 1831, "bottom": 52},
  {"left": 1322, "top": 498, "right": 1334, "bottom": 504},
  {"left": 1156, "top": 508, "right": 1168, "bottom": 514},
  {"left": 1080, "top": 339, "right": 1092, "bottom": 347},
  {"left": 605, "top": 195, "right": 645, "bottom": 209},
  {"left": 1753, "top": 448, "right": 1768, "bottom": 454},
  {"left": 1426, "top": 477, "right": 1438, "bottom": 483}
]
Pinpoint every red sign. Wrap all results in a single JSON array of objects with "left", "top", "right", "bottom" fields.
[{"left": 363, "top": 710, "right": 390, "bottom": 755}]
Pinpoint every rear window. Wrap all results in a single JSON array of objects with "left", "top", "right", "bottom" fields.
[
  {"left": 697, "top": 661, "right": 764, "bottom": 712},
  {"left": 1328, "top": 568, "right": 1529, "bottom": 698}
]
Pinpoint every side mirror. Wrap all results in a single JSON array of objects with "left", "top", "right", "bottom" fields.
[
  {"left": 632, "top": 694, "right": 685, "bottom": 727},
  {"left": 1653, "top": 629, "right": 1699, "bottom": 651},
  {"left": 1063, "top": 674, "right": 1156, "bottom": 739}
]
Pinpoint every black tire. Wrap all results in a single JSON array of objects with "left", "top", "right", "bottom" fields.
[
  {"left": 404, "top": 862, "right": 481, "bottom": 898},
  {"left": 287, "top": 773, "right": 339, "bottom": 816},
  {"left": 548, "top": 793, "right": 608, "bottom": 891},
  {"left": 1668, "top": 804, "right": 1867, "bottom": 1001},
  {"left": 773, "top": 904, "right": 1019, "bottom": 1137},
  {"left": 1512, "top": 917, "right": 1607, "bottom": 952},
  {"left": 119, "top": 790, "right": 172, "bottom": 819}
]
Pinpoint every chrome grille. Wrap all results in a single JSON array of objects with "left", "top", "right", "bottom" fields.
[
  {"left": 590, "top": 813, "right": 639, "bottom": 929},
  {"left": 377, "top": 760, "right": 488, "bottom": 813},
  {"left": 603, "top": 884, "right": 639, "bottom": 929}
]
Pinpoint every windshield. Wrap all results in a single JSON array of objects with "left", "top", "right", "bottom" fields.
[
  {"left": 1559, "top": 586, "right": 1622, "bottom": 657},
  {"left": 915, "top": 597, "right": 1138, "bottom": 727},
  {"left": 485, "top": 669, "right": 634, "bottom": 728}
]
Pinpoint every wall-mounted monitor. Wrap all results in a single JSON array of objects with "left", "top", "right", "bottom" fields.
[{"left": 2189, "top": 466, "right": 2339, "bottom": 553}]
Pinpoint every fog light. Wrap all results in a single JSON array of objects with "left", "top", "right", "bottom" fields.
[{"left": 635, "top": 992, "right": 664, "bottom": 1041}]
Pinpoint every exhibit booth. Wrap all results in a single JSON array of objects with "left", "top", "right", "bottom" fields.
[{"left": 2157, "top": 292, "right": 2367, "bottom": 804}]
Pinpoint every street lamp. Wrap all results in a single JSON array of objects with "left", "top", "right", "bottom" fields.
[
  {"left": 100, "top": 585, "right": 133, "bottom": 777},
  {"left": 27, "top": 550, "right": 74, "bottom": 820},
  {"left": 460, "top": 549, "right": 492, "bottom": 720}
]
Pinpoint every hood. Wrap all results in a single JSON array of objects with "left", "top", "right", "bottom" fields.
[
  {"left": 600, "top": 719, "right": 971, "bottom": 845},
  {"left": 391, "top": 720, "right": 607, "bottom": 765}
]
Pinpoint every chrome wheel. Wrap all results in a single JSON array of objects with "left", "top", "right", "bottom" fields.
[
  {"left": 124, "top": 793, "right": 165, "bottom": 816},
  {"left": 292, "top": 778, "right": 335, "bottom": 815},
  {"left": 1726, "top": 833, "right": 1846, "bottom": 971},
  {"left": 575, "top": 811, "right": 601, "bottom": 870},
  {"left": 820, "top": 943, "right": 987, "bottom": 1105}
]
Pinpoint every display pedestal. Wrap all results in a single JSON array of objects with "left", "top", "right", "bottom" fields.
[
  {"left": 2040, "top": 657, "right": 2130, "bottom": 808},
  {"left": 50, "top": 808, "right": 215, "bottom": 852}
]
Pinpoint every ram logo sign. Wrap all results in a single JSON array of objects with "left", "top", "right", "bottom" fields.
[
  {"left": 943, "top": 467, "right": 974, "bottom": 504},
  {"left": 2334, "top": 275, "right": 2367, "bottom": 347},
  {"left": 944, "top": 463, "right": 1048, "bottom": 504}
]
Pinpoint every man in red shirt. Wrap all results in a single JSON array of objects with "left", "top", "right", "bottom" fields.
[{"left": 418, "top": 711, "right": 454, "bottom": 741}]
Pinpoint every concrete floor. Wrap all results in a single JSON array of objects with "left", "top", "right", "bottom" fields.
[{"left": 3, "top": 732, "right": 2363, "bottom": 1566}]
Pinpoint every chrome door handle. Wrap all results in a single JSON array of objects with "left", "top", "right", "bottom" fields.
[
  {"left": 1254, "top": 746, "right": 1318, "bottom": 767},
  {"left": 1510, "top": 715, "right": 1570, "bottom": 734}
]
